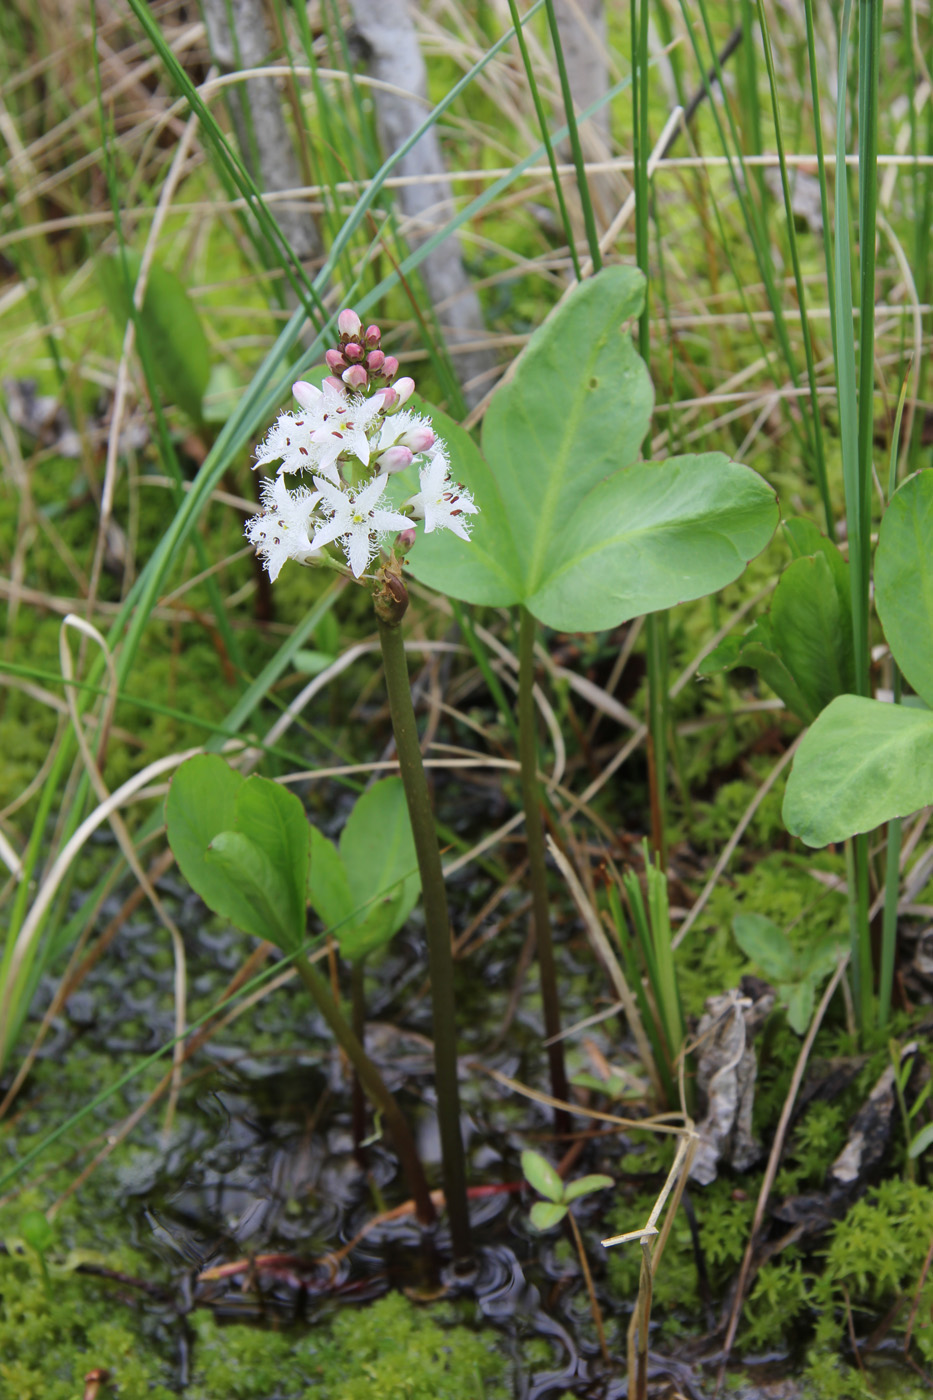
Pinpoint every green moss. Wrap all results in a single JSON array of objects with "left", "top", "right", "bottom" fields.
[
  {"left": 187, "top": 1291, "right": 510, "bottom": 1400},
  {"left": 0, "top": 1251, "right": 174, "bottom": 1399}
]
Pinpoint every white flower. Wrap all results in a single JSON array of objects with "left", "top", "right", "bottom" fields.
[
  {"left": 406, "top": 454, "right": 478, "bottom": 541},
  {"left": 311, "top": 474, "right": 410, "bottom": 578},
  {"left": 310, "top": 389, "right": 388, "bottom": 478},
  {"left": 253, "top": 410, "right": 320, "bottom": 477},
  {"left": 253, "top": 380, "right": 386, "bottom": 484},
  {"left": 375, "top": 408, "right": 434, "bottom": 455},
  {"left": 245, "top": 474, "right": 322, "bottom": 581}
]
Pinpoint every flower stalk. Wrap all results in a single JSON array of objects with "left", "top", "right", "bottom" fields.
[
  {"left": 377, "top": 611, "right": 473, "bottom": 1262},
  {"left": 518, "top": 606, "right": 570, "bottom": 1132},
  {"left": 244, "top": 307, "right": 479, "bottom": 1260}
]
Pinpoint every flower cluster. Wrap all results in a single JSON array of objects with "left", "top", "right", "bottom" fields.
[{"left": 246, "top": 310, "right": 478, "bottom": 581}]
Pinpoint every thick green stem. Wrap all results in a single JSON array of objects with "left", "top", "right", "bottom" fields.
[
  {"left": 350, "top": 956, "right": 368, "bottom": 1157},
  {"left": 292, "top": 954, "right": 435, "bottom": 1227},
  {"left": 377, "top": 617, "right": 472, "bottom": 1262},
  {"left": 518, "top": 607, "right": 570, "bottom": 1132}
]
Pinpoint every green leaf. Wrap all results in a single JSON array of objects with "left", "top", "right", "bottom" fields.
[
  {"left": 482, "top": 265, "right": 652, "bottom": 597},
  {"left": 97, "top": 251, "right": 210, "bottom": 423},
  {"left": 165, "top": 755, "right": 247, "bottom": 921},
  {"left": 875, "top": 470, "right": 933, "bottom": 708},
  {"left": 701, "top": 538, "right": 853, "bottom": 723},
  {"left": 799, "top": 938, "right": 846, "bottom": 981},
  {"left": 206, "top": 831, "right": 298, "bottom": 950},
  {"left": 408, "top": 270, "right": 778, "bottom": 630},
  {"left": 700, "top": 617, "right": 815, "bottom": 722},
  {"left": 768, "top": 552, "right": 855, "bottom": 718},
  {"left": 20, "top": 1210, "right": 54, "bottom": 1253},
  {"left": 908, "top": 1122, "right": 933, "bottom": 1160},
  {"left": 529, "top": 1201, "right": 568, "bottom": 1231},
  {"left": 231, "top": 776, "right": 310, "bottom": 949},
  {"left": 201, "top": 363, "right": 241, "bottom": 425},
  {"left": 338, "top": 778, "right": 420, "bottom": 961},
  {"left": 399, "top": 405, "right": 523, "bottom": 607},
  {"left": 733, "top": 913, "right": 798, "bottom": 982},
  {"left": 782, "top": 516, "right": 845, "bottom": 572},
  {"left": 782, "top": 979, "right": 815, "bottom": 1035},
  {"left": 521, "top": 1149, "right": 564, "bottom": 1203},
  {"left": 783, "top": 696, "right": 933, "bottom": 845},
  {"left": 524, "top": 453, "right": 779, "bottom": 632},
  {"left": 166, "top": 756, "right": 310, "bottom": 951},
  {"left": 306, "top": 781, "right": 420, "bottom": 962},
  {"left": 308, "top": 828, "right": 355, "bottom": 933},
  {"left": 563, "top": 1174, "right": 614, "bottom": 1202},
  {"left": 292, "top": 649, "right": 336, "bottom": 676}
]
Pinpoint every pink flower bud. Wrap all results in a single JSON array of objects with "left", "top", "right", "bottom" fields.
[
  {"left": 394, "top": 376, "right": 416, "bottom": 406},
  {"left": 337, "top": 308, "right": 362, "bottom": 338},
  {"left": 366, "top": 349, "right": 386, "bottom": 373},
  {"left": 293, "top": 380, "right": 322, "bottom": 410},
  {"left": 376, "top": 445, "right": 414, "bottom": 474},
  {"left": 377, "top": 387, "right": 399, "bottom": 412},
  {"left": 324, "top": 375, "right": 347, "bottom": 395},
  {"left": 325, "top": 348, "right": 347, "bottom": 371},
  {"left": 365, "top": 324, "right": 381, "bottom": 347},
  {"left": 344, "top": 341, "right": 364, "bottom": 362},
  {"left": 342, "top": 364, "right": 369, "bottom": 389},
  {"left": 400, "top": 426, "right": 435, "bottom": 454},
  {"left": 396, "top": 526, "right": 417, "bottom": 553},
  {"left": 381, "top": 355, "right": 399, "bottom": 381}
]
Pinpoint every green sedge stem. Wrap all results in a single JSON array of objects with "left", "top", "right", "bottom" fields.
[
  {"left": 630, "top": 0, "right": 668, "bottom": 866},
  {"left": 518, "top": 607, "right": 570, "bottom": 1132},
  {"left": 291, "top": 955, "right": 435, "bottom": 1227},
  {"left": 376, "top": 616, "right": 472, "bottom": 1262},
  {"left": 856, "top": 0, "right": 881, "bottom": 698},
  {"left": 645, "top": 613, "right": 669, "bottom": 867},
  {"left": 505, "top": 0, "right": 581, "bottom": 280},
  {"left": 543, "top": 0, "right": 602, "bottom": 270},
  {"left": 879, "top": 374, "right": 911, "bottom": 1027}
]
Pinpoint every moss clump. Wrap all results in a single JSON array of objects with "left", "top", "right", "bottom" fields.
[
  {"left": 187, "top": 1290, "right": 510, "bottom": 1400},
  {"left": 0, "top": 1252, "right": 175, "bottom": 1399}
]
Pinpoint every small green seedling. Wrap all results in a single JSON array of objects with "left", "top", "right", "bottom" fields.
[
  {"left": 20, "top": 1210, "right": 54, "bottom": 1294},
  {"left": 521, "top": 1149, "right": 613, "bottom": 1231},
  {"left": 733, "top": 913, "right": 844, "bottom": 1034},
  {"left": 521, "top": 1150, "right": 614, "bottom": 1365},
  {"left": 890, "top": 1042, "right": 933, "bottom": 1178}
]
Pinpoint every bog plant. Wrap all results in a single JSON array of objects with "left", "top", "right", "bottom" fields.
[
  {"left": 521, "top": 1149, "right": 613, "bottom": 1364},
  {"left": 153, "top": 271, "right": 779, "bottom": 1267},
  {"left": 166, "top": 754, "right": 438, "bottom": 1233},
  {"left": 409, "top": 266, "right": 777, "bottom": 1118}
]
